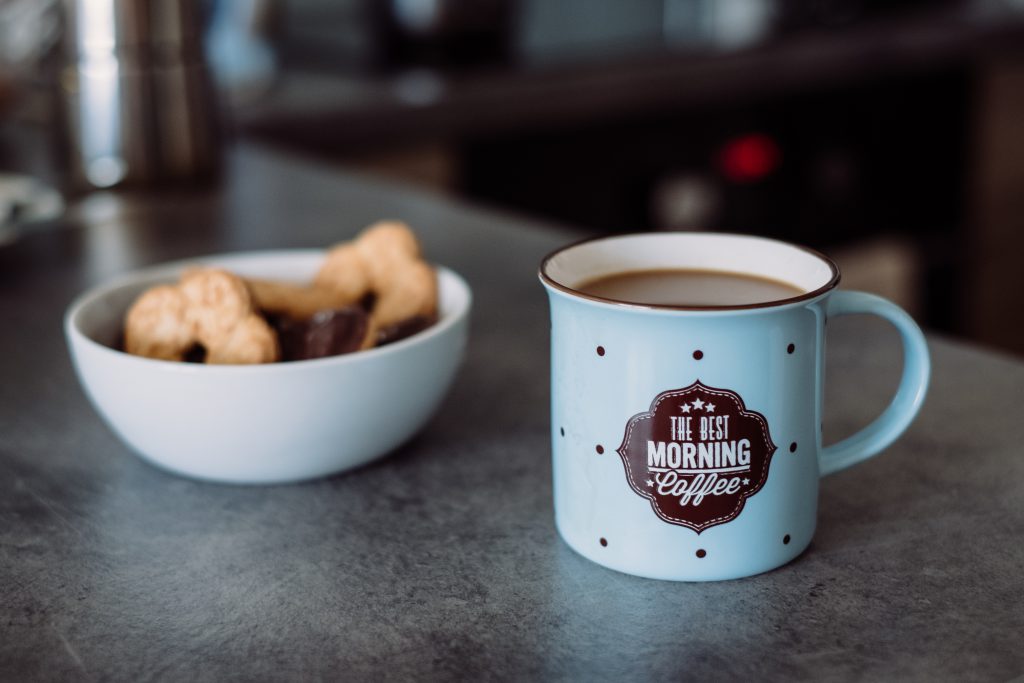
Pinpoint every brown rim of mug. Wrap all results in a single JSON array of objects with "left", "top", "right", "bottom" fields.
[{"left": 538, "top": 232, "right": 842, "bottom": 312}]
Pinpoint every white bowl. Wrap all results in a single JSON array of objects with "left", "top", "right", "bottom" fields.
[{"left": 64, "top": 250, "right": 471, "bottom": 484}]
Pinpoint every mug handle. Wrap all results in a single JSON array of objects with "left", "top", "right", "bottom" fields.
[{"left": 819, "top": 290, "right": 931, "bottom": 476}]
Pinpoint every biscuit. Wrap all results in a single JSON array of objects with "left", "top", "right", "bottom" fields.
[
  {"left": 317, "top": 221, "right": 438, "bottom": 345},
  {"left": 250, "top": 221, "right": 437, "bottom": 349},
  {"left": 124, "top": 269, "right": 279, "bottom": 364},
  {"left": 122, "top": 285, "right": 192, "bottom": 361},
  {"left": 313, "top": 244, "right": 372, "bottom": 303},
  {"left": 122, "top": 222, "right": 437, "bottom": 363},
  {"left": 245, "top": 278, "right": 362, "bottom": 320}
]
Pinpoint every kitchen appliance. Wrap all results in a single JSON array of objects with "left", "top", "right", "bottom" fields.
[{"left": 59, "top": 0, "right": 220, "bottom": 189}]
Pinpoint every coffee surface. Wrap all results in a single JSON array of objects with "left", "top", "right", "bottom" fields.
[{"left": 575, "top": 269, "right": 805, "bottom": 306}]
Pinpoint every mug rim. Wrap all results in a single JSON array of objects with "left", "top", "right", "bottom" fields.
[{"left": 538, "top": 231, "right": 841, "bottom": 312}]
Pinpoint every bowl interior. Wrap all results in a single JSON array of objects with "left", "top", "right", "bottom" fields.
[{"left": 69, "top": 250, "right": 471, "bottom": 362}]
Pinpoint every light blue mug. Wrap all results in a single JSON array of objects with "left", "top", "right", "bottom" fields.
[{"left": 539, "top": 233, "right": 929, "bottom": 581}]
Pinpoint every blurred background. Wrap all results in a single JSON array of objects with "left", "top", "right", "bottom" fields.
[{"left": 2, "top": 0, "right": 1024, "bottom": 354}]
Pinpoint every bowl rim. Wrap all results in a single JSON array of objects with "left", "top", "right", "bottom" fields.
[{"left": 64, "top": 249, "right": 473, "bottom": 375}]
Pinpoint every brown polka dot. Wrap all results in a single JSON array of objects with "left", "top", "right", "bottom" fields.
[
  {"left": 783, "top": 534, "right": 791, "bottom": 545},
  {"left": 696, "top": 549, "right": 707, "bottom": 558},
  {"left": 560, "top": 427, "right": 565, "bottom": 437},
  {"left": 789, "top": 442, "right": 797, "bottom": 453},
  {"left": 787, "top": 343, "right": 795, "bottom": 354},
  {"left": 595, "top": 445, "right": 604, "bottom": 454},
  {"left": 596, "top": 346, "right": 605, "bottom": 356},
  {"left": 599, "top": 537, "right": 608, "bottom": 547},
  {"left": 692, "top": 350, "right": 703, "bottom": 360}
]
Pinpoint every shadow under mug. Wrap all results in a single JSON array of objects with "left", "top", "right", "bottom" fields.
[{"left": 539, "top": 233, "right": 930, "bottom": 581}]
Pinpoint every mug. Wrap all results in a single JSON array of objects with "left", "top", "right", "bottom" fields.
[{"left": 539, "top": 233, "right": 930, "bottom": 581}]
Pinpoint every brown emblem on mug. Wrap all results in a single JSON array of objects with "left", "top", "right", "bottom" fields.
[{"left": 616, "top": 381, "right": 777, "bottom": 533}]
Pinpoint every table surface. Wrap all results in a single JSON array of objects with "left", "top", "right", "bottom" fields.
[{"left": 2, "top": 144, "right": 1023, "bottom": 682}]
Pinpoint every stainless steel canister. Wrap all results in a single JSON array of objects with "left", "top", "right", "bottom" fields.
[{"left": 60, "top": 0, "right": 220, "bottom": 189}]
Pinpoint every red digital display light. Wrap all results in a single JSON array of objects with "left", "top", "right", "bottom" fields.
[{"left": 718, "top": 133, "right": 781, "bottom": 183}]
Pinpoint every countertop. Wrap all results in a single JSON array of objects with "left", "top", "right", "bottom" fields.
[{"left": 2, "top": 144, "right": 1023, "bottom": 681}]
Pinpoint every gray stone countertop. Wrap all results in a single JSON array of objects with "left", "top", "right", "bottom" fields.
[{"left": 1, "top": 144, "right": 1022, "bottom": 681}]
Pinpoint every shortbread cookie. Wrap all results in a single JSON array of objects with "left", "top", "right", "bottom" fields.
[
  {"left": 125, "top": 269, "right": 279, "bottom": 364},
  {"left": 245, "top": 278, "right": 362, "bottom": 321},
  {"left": 247, "top": 221, "right": 437, "bottom": 349},
  {"left": 317, "top": 221, "right": 438, "bottom": 346}
]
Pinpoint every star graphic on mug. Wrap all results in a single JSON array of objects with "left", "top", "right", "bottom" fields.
[
  {"left": 705, "top": 402, "right": 716, "bottom": 413},
  {"left": 691, "top": 398, "right": 705, "bottom": 410},
  {"left": 646, "top": 479, "right": 654, "bottom": 487},
  {"left": 680, "top": 404, "right": 691, "bottom": 413},
  {"left": 742, "top": 478, "right": 750, "bottom": 485}
]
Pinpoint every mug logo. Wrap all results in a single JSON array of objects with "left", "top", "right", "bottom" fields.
[{"left": 616, "top": 381, "right": 776, "bottom": 533}]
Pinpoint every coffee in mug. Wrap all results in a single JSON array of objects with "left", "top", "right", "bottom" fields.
[{"left": 575, "top": 269, "right": 805, "bottom": 307}]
